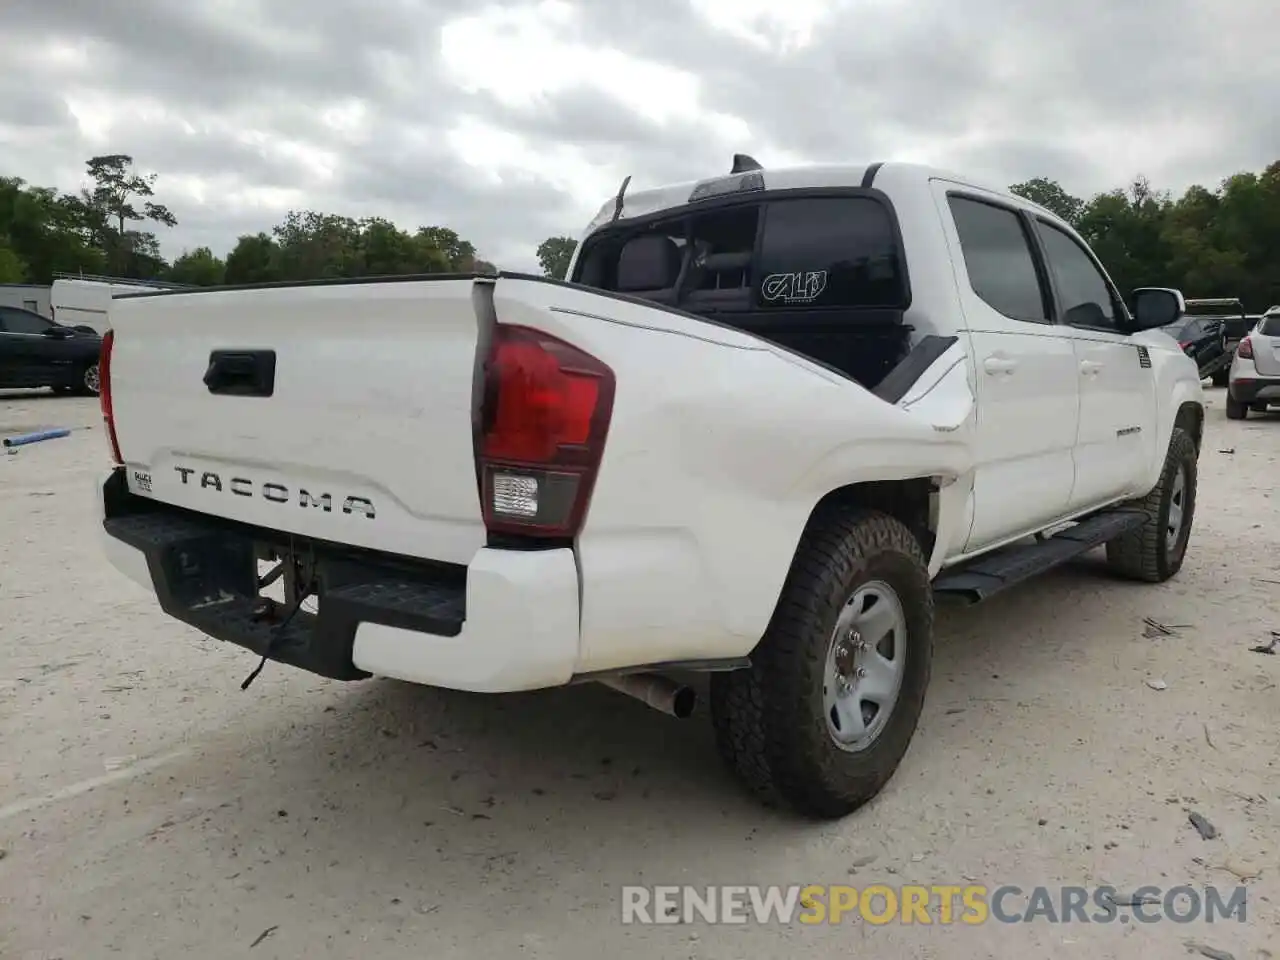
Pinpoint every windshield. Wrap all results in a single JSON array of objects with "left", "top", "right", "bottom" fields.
[{"left": 1161, "top": 319, "right": 1199, "bottom": 341}]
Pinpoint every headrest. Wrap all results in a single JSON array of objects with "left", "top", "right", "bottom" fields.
[{"left": 616, "top": 234, "right": 681, "bottom": 292}]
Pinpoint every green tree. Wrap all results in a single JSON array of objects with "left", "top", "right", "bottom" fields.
[
  {"left": 75, "top": 154, "right": 177, "bottom": 276},
  {"left": 1073, "top": 177, "right": 1175, "bottom": 297},
  {"left": 0, "top": 241, "right": 25, "bottom": 282},
  {"left": 0, "top": 176, "right": 106, "bottom": 281},
  {"left": 536, "top": 236, "right": 577, "bottom": 280},
  {"left": 1009, "top": 177, "right": 1085, "bottom": 227},
  {"left": 415, "top": 226, "right": 477, "bottom": 271},
  {"left": 224, "top": 232, "right": 282, "bottom": 285},
  {"left": 168, "top": 247, "right": 226, "bottom": 286}
]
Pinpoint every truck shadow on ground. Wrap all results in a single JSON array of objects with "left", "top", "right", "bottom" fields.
[{"left": 139, "top": 551, "right": 1179, "bottom": 918}]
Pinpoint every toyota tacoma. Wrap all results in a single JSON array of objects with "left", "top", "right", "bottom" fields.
[{"left": 97, "top": 157, "right": 1206, "bottom": 818}]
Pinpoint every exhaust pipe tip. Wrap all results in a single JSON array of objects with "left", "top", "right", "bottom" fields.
[
  {"left": 598, "top": 672, "right": 697, "bottom": 719},
  {"left": 670, "top": 684, "right": 697, "bottom": 719}
]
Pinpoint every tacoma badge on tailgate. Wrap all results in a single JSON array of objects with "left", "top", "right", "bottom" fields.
[{"left": 173, "top": 466, "right": 376, "bottom": 519}]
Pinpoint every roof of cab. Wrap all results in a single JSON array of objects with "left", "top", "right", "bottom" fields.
[{"left": 586, "top": 160, "right": 1036, "bottom": 232}]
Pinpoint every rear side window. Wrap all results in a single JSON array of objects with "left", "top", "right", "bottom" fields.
[
  {"left": 756, "top": 197, "right": 904, "bottom": 309},
  {"left": 947, "top": 197, "right": 1047, "bottom": 323}
]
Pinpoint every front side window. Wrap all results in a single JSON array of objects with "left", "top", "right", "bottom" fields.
[
  {"left": 755, "top": 197, "right": 905, "bottom": 309},
  {"left": 947, "top": 196, "right": 1047, "bottom": 323},
  {"left": 1035, "top": 221, "right": 1120, "bottom": 331},
  {"left": 0, "top": 308, "right": 51, "bottom": 335}
]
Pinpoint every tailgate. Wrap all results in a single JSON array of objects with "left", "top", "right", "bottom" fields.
[{"left": 108, "top": 278, "right": 489, "bottom": 565}]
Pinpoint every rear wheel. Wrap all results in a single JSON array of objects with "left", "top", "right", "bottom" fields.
[
  {"left": 710, "top": 509, "right": 933, "bottom": 819},
  {"left": 1225, "top": 396, "right": 1247, "bottom": 420},
  {"left": 1105, "top": 426, "right": 1197, "bottom": 582}
]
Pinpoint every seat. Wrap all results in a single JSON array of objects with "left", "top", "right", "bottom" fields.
[{"left": 615, "top": 234, "right": 682, "bottom": 303}]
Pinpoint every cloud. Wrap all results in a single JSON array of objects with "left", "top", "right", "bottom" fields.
[{"left": 0, "top": 0, "right": 1276, "bottom": 270}]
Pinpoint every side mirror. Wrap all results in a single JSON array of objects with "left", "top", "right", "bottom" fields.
[{"left": 1130, "top": 287, "right": 1185, "bottom": 331}]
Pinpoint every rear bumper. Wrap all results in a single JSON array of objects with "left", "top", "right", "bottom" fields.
[
  {"left": 1228, "top": 376, "right": 1280, "bottom": 404},
  {"left": 97, "top": 469, "right": 580, "bottom": 692}
]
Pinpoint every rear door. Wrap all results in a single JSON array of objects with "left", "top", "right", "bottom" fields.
[
  {"left": 108, "top": 278, "right": 491, "bottom": 566},
  {"left": 1030, "top": 218, "right": 1157, "bottom": 508},
  {"left": 933, "top": 184, "right": 1080, "bottom": 552}
]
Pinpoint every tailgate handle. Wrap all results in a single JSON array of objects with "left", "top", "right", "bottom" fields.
[{"left": 204, "top": 350, "right": 276, "bottom": 397}]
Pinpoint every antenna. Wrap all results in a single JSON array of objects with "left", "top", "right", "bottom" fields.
[
  {"left": 731, "top": 154, "right": 763, "bottom": 174},
  {"left": 610, "top": 175, "right": 632, "bottom": 223}
]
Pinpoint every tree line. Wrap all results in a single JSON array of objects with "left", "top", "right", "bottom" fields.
[
  {"left": 3, "top": 153, "right": 1277, "bottom": 310},
  {"left": 0, "top": 154, "right": 494, "bottom": 288},
  {"left": 536, "top": 159, "right": 1280, "bottom": 311}
]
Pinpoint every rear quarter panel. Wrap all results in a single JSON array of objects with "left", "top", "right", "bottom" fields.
[{"left": 492, "top": 279, "right": 972, "bottom": 674}]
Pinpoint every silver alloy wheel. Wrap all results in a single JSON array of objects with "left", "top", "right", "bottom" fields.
[
  {"left": 83, "top": 364, "right": 100, "bottom": 394},
  {"left": 823, "top": 580, "right": 908, "bottom": 752},
  {"left": 1166, "top": 462, "right": 1187, "bottom": 550}
]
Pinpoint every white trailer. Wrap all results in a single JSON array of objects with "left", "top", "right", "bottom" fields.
[{"left": 51, "top": 274, "right": 191, "bottom": 334}]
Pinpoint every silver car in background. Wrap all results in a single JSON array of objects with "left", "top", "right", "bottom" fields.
[{"left": 1227, "top": 307, "right": 1280, "bottom": 419}]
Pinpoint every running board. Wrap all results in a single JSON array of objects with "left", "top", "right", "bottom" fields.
[{"left": 932, "top": 509, "right": 1148, "bottom": 604}]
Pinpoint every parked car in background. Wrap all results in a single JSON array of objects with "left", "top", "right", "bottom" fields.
[
  {"left": 0, "top": 305, "right": 103, "bottom": 395},
  {"left": 1158, "top": 297, "right": 1249, "bottom": 386},
  {"left": 1226, "top": 307, "right": 1280, "bottom": 419}
]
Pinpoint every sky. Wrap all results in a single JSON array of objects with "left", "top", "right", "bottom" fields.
[{"left": 1, "top": 0, "right": 1276, "bottom": 271}]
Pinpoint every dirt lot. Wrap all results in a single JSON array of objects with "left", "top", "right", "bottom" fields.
[{"left": 0, "top": 390, "right": 1276, "bottom": 960}]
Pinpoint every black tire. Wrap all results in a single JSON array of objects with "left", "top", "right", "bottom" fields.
[
  {"left": 1211, "top": 369, "right": 1229, "bottom": 388},
  {"left": 1225, "top": 396, "right": 1247, "bottom": 420},
  {"left": 1105, "top": 426, "right": 1197, "bottom": 583},
  {"left": 709, "top": 508, "right": 933, "bottom": 819}
]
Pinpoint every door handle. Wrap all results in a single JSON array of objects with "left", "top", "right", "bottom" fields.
[
  {"left": 983, "top": 356, "right": 1017, "bottom": 375},
  {"left": 1079, "top": 360, "right": 1103, "bottom": 376}
]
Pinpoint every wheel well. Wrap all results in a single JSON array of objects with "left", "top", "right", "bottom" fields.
[
  {"left": 1175, "top": 402, "right": 1204, "bottom": 454},
  {"left": 808, "top": 478, "right": 937, "bottom": 557}
]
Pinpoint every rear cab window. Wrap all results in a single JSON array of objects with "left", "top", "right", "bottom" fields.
[
  {"left": 754, "top": 197, "right": 904, "bottom": 310},
  {"left": 570, "top": 188, "right": 911, "bottom": 388},
  {"left": 572, "top": 191, "right": 908, "bottom": 315}
]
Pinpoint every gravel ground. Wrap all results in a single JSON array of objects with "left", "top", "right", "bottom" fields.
[{"left": 0, "top": 390, "right": 1276, "bottom": 960}]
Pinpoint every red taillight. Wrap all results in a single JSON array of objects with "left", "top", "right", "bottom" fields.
[
  {"left": 1237, "top": 337, "right": 1254, "bottom": 360},
  {"left": 476, "top": 325, "right": 614, "bottom": 538},
  {"left": 99, "top": 328, "right": 123, "bottom": 465},
  {"left": 1178, "top": 341, "right": 1192, "bottom": 350}
]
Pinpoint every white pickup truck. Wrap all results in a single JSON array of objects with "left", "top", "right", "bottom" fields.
[{"left": 97, "top": 159, "right": 1206, "bottom": 818}]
